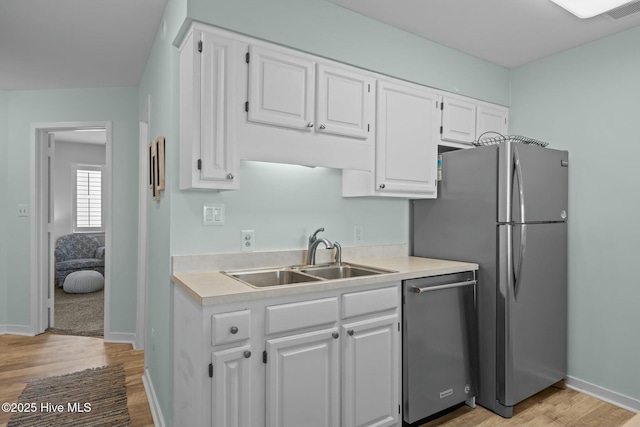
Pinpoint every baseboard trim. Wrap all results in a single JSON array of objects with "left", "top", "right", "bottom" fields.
[
  {"left": 103, "top": 332, "right": 136, "bottom": 345},
  {"left": 0, "top": 324, "right": 36, "bottom": 336},
  {"left": 567, "top": 375, "right": 640, "bottom": 412},
  {"left": 143, "top": 368, "right": 166, "bottom": 427}
]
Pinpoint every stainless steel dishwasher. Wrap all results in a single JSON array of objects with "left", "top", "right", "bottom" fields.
[{"left": 402, "top": 271, "right": 478, "bottom": 424}]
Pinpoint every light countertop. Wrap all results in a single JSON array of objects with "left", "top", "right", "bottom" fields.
[{"left": 171, "top": 256, "right": 478, "bottom": 306}]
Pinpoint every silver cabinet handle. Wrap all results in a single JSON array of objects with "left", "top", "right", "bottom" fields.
[
  {"left": 226, "top": 173, "right": 234, "bottom": 180},
  {"left": 319, "top": 124, "right": 326, "bottom": 129},
  {"left": 230, "top": 326, "right": 238, "bottom": 334},
  {"left": 307, "top": 122, "right": 314, "bottom": 128},
  {"left": 244, "top": 350, "right": 251, "bottom": 358},
  {"left": 379, "top": 184, "right": 386, "bottom": 189},
  {"left": 347, "top": 329, "right": 354, "bottom": 336},
  {"left": 332, "top": 332, "right": 339, "bottom": 339}
]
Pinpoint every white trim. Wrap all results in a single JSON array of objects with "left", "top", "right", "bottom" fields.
[
  {"left": 103, "top": 331, "right": 136, "bottom": 345},
  {"left": 143, "top": 368, "right": 167, "bottom": 427},
  {"left": 30, "top": 121, "right": 112, "bottom": 337},
  {"left": 136, "top": 95, "right": 150, "bottom": 350},
  {"left": 0, "top": 324, "right": 37, "bottom": 336},
  {"left": 566, "top": 375, "right": 640, "bottom": 412}
]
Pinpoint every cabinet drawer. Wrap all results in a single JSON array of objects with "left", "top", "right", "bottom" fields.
[
  {"left": 266, "top": 297, "right": 338, "bottom": 335},
  {"left": 342, "top": 286, "right": 398, "bottom": 319},
  {"left": 212, "top": 310, "right": 251, "bottom": 346}
]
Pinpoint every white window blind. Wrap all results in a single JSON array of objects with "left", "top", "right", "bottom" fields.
[{"left": 73, "top": 165, "right": 104, "bottom": 232}]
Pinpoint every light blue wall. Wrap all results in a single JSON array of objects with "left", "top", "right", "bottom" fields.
[
  {"left": 5, "top": 88, "right": 139, "bottom": 333},
  {"left": 0, "top": 91, "right": 7, "bottom": 326},
  {"left": 187, "top": 0, "right": 510, "bottom": 106},
  {"left": 510, "top": 26, "right": 640, "bottom": 402},
  {"left": 138, "top": 0, "right": 187, "bottom": 423}
]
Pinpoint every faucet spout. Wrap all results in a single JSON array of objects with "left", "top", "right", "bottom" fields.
[{"left": 307, "top": 237, "right": 333, "bottom": 265}]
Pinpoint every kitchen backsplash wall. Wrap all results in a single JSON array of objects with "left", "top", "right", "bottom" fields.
[{"left": 171, "top": 161, "right": 409, "bottom": 255}]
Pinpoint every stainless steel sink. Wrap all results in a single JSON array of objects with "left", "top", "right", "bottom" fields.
[
  {"left": 224, "top": 269, "right": 321, "bottom": 288},
  {"left": 224, "top": 262, "right": 395, "bottom": 288},
  {"left": 300, "top": 263, "right": 394, "bottom": 280}
]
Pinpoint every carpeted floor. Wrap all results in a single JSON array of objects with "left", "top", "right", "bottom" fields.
[
  {"left": 8, "top": 364, "right": 131, "bottom": 427},
  {"left": 46, "top": 285, "right": 104, "bottom": 337}
]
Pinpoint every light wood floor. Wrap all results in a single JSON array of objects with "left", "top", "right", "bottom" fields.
[
  {"left": 0, "top": 333, "right": 154, "bottom": 427},
  {"left": 1, "top": 333, "right": 635, "bottom": 427},
  {"left": 420, "top": 382, "right": 635, "bottom": 427}
]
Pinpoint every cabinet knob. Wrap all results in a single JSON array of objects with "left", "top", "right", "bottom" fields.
[
  {"left": 347, "top": 329, "right": 355, "bottom": 336},
  {"left": 379, "top": 183, "right": 386, "bottom": 189},
  {"left": 230, "top": 326, "right": 239, "bottom": 334},
  {"left": 332, "top": 332, "right": 339, "bottom": 339},
  {"left": 244, "top": 350, "right": 251, "bottom": 359},
  {"left": 226, "top": 173, "right": 234, "bottom": 180},
  {"left": 319, "top": 124, "right": 326, "bottom": 130},
  {"left": 307, "top": 122, "right": 314, "bottom": 128}
]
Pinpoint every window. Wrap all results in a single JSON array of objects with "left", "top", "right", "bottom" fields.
[{"left": 73, "top": 164, "right": 104, "bottom": 233}]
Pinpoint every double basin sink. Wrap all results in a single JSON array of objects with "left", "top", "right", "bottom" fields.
[{"left": 224, "top": 262, "right": 396, "bottom": 288}]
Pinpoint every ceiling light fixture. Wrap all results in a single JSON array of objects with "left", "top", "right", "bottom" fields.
[{"left": 550, "top": 0, "right": 635, "bottom": 18}]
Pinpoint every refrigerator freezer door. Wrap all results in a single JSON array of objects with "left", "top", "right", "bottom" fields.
[
  {"left": 498, "top": 142, "right": 569, "bottom": 224},
  {"left": 497, "top": 222, "right": 567, "bottom": 407}
]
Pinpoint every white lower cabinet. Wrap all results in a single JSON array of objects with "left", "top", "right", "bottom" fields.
[
  {"left": 212, "top": 345, "right": 253, "bottom": 427},
  {"left": 266, "top": 328, "right": 340, "bottom": 427},
  {"left": 342, "top": 315, "right": 400, "bottom": 427},
  {"left": 173, "top": 281, "right": 401, "bottom": 427}
]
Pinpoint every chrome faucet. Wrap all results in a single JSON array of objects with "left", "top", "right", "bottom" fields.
[{"left": 307, "top": 227, "right": 334, "bottom": 265}]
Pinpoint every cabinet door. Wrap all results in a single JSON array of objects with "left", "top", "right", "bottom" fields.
[
  {"left": 441, "top": 96, "right": 477, "bottom": 144},
  {"left": 476, "top": 103, "right": 509, "bottom": 140},
  {"left": 248, "top": 45, "right": 315, "bottom": 131},
  {"left": 342, "top": 314, "right": 400, "bottom": 427},
  {"left": 200, "top": 32, "right": 237, "bottom": 183},
  {"left": 212, "top": 345, "right": 252, "bottom": 427},
  {"left": 316, "top": 64, "right": 372, "bottom": 139},
  {"left": 376, "top": 80, "right": 438, "bottom": 195},
  {"left": 266, "top": 328, "right": 340, "bottom": 427}
]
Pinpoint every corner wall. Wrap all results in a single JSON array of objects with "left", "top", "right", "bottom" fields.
[
  {"left": 5, "top": 88, "right": 139, "bottom": 334},
  {"left": 510, "top": 26, "right": 640, "bottom": 405},
  {"left": 0, "top": 91, "right": 8, "bottom": 327}
]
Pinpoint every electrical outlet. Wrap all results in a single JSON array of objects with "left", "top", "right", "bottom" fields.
[
  {"left": 241, "top": 230, "right": 255, "bottom": 252},
  {"left": 354, "top": 226, "right": 363, "bottom": 243},
  {"left": 18, "top": 204, "right": 28, "bottom": 217}
]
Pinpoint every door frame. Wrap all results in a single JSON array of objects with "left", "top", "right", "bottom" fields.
[{"left": 31, "top": 121, "right": 112, "bottom": 335}]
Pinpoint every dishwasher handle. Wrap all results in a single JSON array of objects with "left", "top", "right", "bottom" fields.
[{"left": 412, "top": 279, "right": 476, "bottom": 294}]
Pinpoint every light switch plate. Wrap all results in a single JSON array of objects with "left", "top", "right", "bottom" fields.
[
  {"left": 203, "top": 204, "right": 225, "bottom": 226},
  {"left": 18, "top": 204, "right": 29, "bottom": 217}
]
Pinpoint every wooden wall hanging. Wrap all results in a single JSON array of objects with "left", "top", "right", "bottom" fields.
[{"left": 149, "top": 136, "right": 165, "bottom": 201}]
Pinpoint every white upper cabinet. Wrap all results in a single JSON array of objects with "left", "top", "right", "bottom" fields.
[
  {"left": 239, "top": 43, "right": 374, "bottom": 171},
  {"left": 248, "top": 45, "right": 315, "bottom": 131},
  {"left": 316, "top": 64, "right": 371, "bottom": 139},
  {"left": 440, "top": 95, "right": 477, "bottom": 144},
  {"left": 476, "top": 102, "right": 509, "bottom": 139},
  {"left": 179, "top": 26, "right": 239, "bottom": 190},
  {"left": 374, "top": 80, "right": 439, "bottom": 196}
]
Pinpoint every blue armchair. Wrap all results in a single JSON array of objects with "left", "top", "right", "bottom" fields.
[{"left": 55, "top": 234, "right": 105, "bottom": 286}]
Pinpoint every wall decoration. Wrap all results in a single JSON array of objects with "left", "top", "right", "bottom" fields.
[{"left": 148, "top": 136, "right": 165, "bottom": 201}]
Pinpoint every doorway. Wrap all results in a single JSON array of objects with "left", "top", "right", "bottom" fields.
[{"left": 31, "top": 122, "right": 112, "bottom": 337}]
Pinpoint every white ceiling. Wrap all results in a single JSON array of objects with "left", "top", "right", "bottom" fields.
[
  {"left": 328, "top": 0, "right": 640, "bottom": 68},
  {"left": 0, "top": 0, "right": 167, "bottom": 90},
  {"left": 1, "top": 0, "right": 639, "bottom": 91}
]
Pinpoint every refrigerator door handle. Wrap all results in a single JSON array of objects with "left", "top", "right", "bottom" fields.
[{"left": 513, "top": 146, "right": 526, "bottom": 299}]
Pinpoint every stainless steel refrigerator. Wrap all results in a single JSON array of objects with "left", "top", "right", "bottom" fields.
[{"left": 410, "top": 140, "right": 568, "bottom": 418}]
